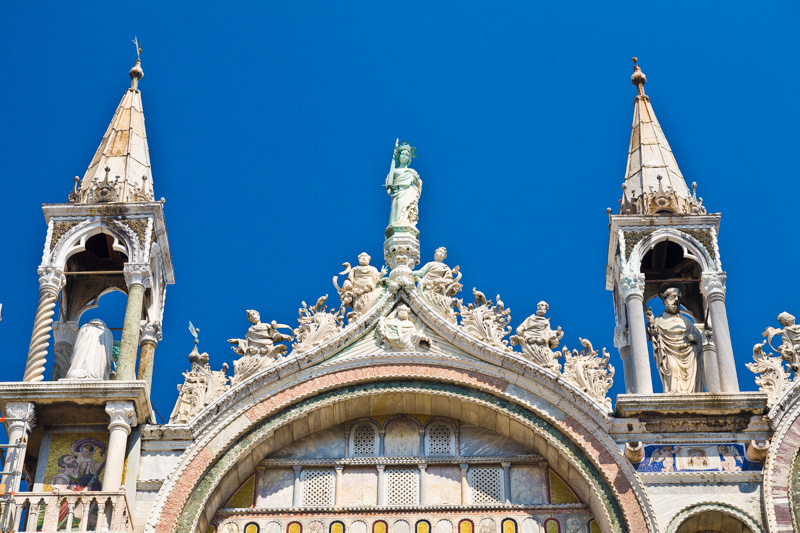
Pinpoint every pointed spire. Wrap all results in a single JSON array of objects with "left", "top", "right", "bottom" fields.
[
  {"left": 72, "top": 41, "right": 154, "bottom": 204},
  {"left": 619, "top": 58, "right": 704, "bottom": 215}
]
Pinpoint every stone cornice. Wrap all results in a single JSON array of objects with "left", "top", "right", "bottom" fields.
[
  {"left": 615, "top": 392, "right": 768, "bottom": 418},
  {"left": 258, "top": 454, "right": 545, "bottom": 467},
  {"left": 0, "top": 381, "right": 153, "bottom": 425},
  {"left": 638, "top": 471, "right": 762, "bottom": 484},
  {"left": 215, "top": 502, "right": 590, "bottom": 516}
]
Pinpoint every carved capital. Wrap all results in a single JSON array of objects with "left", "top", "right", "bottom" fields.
[
  {"left": 124, "top": 263, "right": 152, "bottom": 289},
  {"left": 37, "top": 266, "right": 65, "bottom": 296},
  {"left": 105, "top": 401, "right": 137, "bottom": 433},
  {"left": 701, "top": 271, "right": 727, "bottom": 302},
  {"left": 53, "top": 320, "right": 80, "bottom": 345},
  {"left": 620, "top": 272, "right": 645, "bottom": 302},
  {"left": 140, "top": 321, "right": 163, "bottom": 345},
  {"left": 5, "top": 402, "right": 36, "bottom": 432}
]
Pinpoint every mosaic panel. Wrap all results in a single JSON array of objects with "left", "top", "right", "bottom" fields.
[
  {"left": 43, "top": 432, "right": 110, "bottom": 492},
  {"left": 635, "top": 443, "right": 761, "bottom": 472}
]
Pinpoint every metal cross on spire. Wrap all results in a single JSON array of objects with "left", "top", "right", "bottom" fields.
[{"left": 133, "top": 36, "right": 142, "bottom": 61}]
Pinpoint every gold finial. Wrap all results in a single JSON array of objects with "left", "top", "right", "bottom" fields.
[
  {"left": 129, "top": 36, "right": 144, "bottom": 89},
  {"left": 631, "top": 57, "right": 647, "bottom": 96}
]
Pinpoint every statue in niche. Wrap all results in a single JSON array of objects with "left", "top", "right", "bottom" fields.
[
  {"left": 763, "top": 311, "right": 800, "bottom": 374},
  {"left": 385, "top": 141, "right": 421, "bottom": 229},
  {"left": 228, "top": 310, "right": 293, "bottom": 356},
  {"left": 646, "top": 287, "right": 702, "bottom": 393},
  {"left": 64, "top": 319, "right": 114, "bottom": 380},
  {"left": 415, "top": 247, "right": 462, "bottom": 323},
  {"left": 377, "top": 304, "right": 431, "bottom": 351},
  {"left": 510, "top": 301, "right": 564, "bottom": 372},
  {"left": 333, "top": 252, "right": 387, "bottom": 320}
]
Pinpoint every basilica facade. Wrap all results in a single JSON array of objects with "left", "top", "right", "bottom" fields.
[{"left": 1, "top": 54, "right": 799, "bottom": 533}]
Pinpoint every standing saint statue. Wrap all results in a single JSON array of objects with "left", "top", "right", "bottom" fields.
[
  {"left": 415, "top": 247, "right": 462, "bottom": 323},
  {"left": 64, "top": 319, "right": 114, "bottom": 380},
  {"left": 385, "top": 141, "right": 421, "bottom": 229},
  {"left": 510, "top": 301, "right": 564, "bottom": 372},
  {"left": 647, "top": 287, "right": 702, "bottom": 393}
]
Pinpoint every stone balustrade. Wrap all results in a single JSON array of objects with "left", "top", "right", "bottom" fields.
[{"left": 2, "top": 490, "right": 131, "bottom": 533}]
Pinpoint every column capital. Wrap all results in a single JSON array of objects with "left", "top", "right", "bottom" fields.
[
  {"left": 701, "top": 270, "right": 727, "bottom": 302},
  {"left": 620, "top": 272, "right": 645, "bottom": 302},
  {"left": 501, "top": 461, "right": 511, "bottom": 469},
  {"left": 459, "top": 463, "right": 469, "bottom": 471},
  {"left": 614, "top": 325, "right": 630, "bottom": 350},
  {"left": 334, "top": 465, "right": 344, "bottom": 472},
  {"left": 105, "top": 401, "right": 136, "bottom": 434},
  {"left": 376, "top": 464, "right": 386, "bottom": 471},
  {"left": 123, "top": 263, "right": 152, "bottom": 289},
  {"left": 5, "top": 402, "right": 36, "bottom": 431},
  {"left": 418, "top": 463, "right": 428, "bottom": 471},
  {"left": 140, "top": 320, "right": 163, "bottom": 345},
  {"left": 292, "top": 465, "right": 303, "bottom": 474},
  {"left": 37, "top": 265, "right": 65, "bottom": 296}
]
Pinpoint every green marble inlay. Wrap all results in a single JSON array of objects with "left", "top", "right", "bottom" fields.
[{"left": 177, "top": 380, "right": 626, "bottom": 533}]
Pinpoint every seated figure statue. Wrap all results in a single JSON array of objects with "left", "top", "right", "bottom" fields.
[
  {"left": 378, "top": 304, "right": 430, "bottom": 351},
  {"left": 228, "top": 310, "right": 292, "bottom": 356},
  {"left": 65, "top": 319, "right": 114, "bottom": 380},
  {"left": 647, "top": 287, "right": 702, "bottom": 393},
  {"left": 333, "top": 252, "right": 386, "bottom": 320},
  {"left": 415, "top": 247, "right": 462, "bottom": 323},
  {"left": 510, "top": 301, "right": 563, "bottom": 372}
]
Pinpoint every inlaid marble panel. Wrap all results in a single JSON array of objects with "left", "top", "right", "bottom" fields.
[
  {"left": 426, "top": 465, "right": 461, "bottom": 505},
  {"left": 510, "top": 465, "right": 547, "bottom": 505},
  {"left": 520, "top": 518, "right": 539, "bottom": 533},
  {"left": 270, "top": 426, "right": 345, "bottom": 459},
  {"left": 478, "top": 518, "right": 496, "bottom": 533},
  {"left": 264, "top": 522, "right": 281, "bottom": 533},
  {"left": 255, "top": 468, "right": 293, "bottom": 508},
  {"left": 459, "top": 424, "right": 532, "bottom": 456},
  {"left": 394, "top": 520, "right": 411, "bottom": 533},
  {"left": 436, "top": 520, "right": 453, "bottom": 533},
  {"left": 308, "top": 521, "right": 324, "bottom": 533},
  {"left": 351, "top": 521, "right": 367, "bottom": 533},
  {"left": 341, "top": 466, "right": 377, "bottom": 506},
  {"left": 384, "top": 417, "right": 421, "bottom": 456}
]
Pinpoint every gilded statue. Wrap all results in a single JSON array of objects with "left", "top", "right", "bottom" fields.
[
  {"left": 646, "top": 287, "right": 702, "bottom": 393},
  {"left": 385, "top": 141, "right": 421, "bottom": 229}
]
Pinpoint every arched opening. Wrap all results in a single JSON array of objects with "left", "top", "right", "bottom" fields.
[
  {"left": 640, "top": 241, "right": 703, "bottom": 322},
  {"left": 674, "top": 511, "right": 754, "bottom": 533}
]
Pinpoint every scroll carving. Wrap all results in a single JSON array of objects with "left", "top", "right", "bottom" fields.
[{"left": 456, "top": 288, "right": 511, "bottom": 350}]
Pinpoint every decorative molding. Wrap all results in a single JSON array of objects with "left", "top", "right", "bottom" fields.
[
  {"left": 680, "top": 228, "right": 716, "bottom": 260},
  {"left": 49, "top": 221, "right": 79, "bottom": 251},
  {"left": 106, "top": 400, "right": 137, "bottom": 433},
  {"left": 258, "top": 454, "right": 545, "bottom": 467},
  {"left": 701, "top": 271, "right": 727, "bottom": 302},
  {"left": 664, "top": 501, "right": 764, "bottom": 533},
  {"left": 620, "top": 273, "right": 645, "bottom": 302},
  {"left": 124, "top": 262, "right": 152, "bottom": 288}
]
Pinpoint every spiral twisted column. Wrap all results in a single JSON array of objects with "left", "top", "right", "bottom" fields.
[{"left": 23, "top": 267, "right": 65, "bottom": 382}]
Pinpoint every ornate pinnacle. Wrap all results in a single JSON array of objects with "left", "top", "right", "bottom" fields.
[{"left": 631, "top": 57, "right": 646, "bottom": 97}]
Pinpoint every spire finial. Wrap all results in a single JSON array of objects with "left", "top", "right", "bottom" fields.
[
  {"left": 129, "top": 37, "right": 144, "bottom": 89},
  {"left": 631, "top": 57, "right": 646, "bottom": 96}
]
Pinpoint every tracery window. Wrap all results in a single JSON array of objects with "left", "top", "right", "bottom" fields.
[
  {"left": 425, "top": 422, "right": 454, "bottom": 455},
  {"left": 350, "top": 422, "right": 379, "bottom": 457},
  {"left": 300, "top": 469, "right": 335, "bottom": 507},
  {"left": 385, "top": 467, "right": 420, "bottom": 505},
  {"left": 468, "top": 466, "right": 503, "bottom": 504}
]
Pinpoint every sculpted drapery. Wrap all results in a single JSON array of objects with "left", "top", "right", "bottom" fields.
[
  {"left": 647, "top": 287, "right": 702, "bottom": 393},
  {"left": 65, "top": 319, "right": 114, "bottom": 380},
  {"left": 386, "top": 142, "right": 421, "bottom": 228}
]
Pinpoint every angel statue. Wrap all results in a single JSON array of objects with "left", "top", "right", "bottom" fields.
[
  {"left": 228, "top": 310, "right": 293, "bottom": 356},
  {"left": 763, "top": 311, "right": 800, "bottom": 375},
  {"left": 385, "top": 140, "right": 422, "bottom": 229}
]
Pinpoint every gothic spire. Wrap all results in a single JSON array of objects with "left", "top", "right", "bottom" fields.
[
  {"left": 619, "top": 58, "right": 704, "bottom": 215},
  {"left": 72, "top": 44, "right": 154, "bottom": 204}
]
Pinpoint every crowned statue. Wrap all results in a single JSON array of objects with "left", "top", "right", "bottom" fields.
[
  {"left": 385, "top": 141, "right": 421, "bottom": 229},
  {"left": 64, "top": 319, "right": 115, "bottom": 380},
  {"left": 647, "top": 287, "right": 702, "bottom": 393}
]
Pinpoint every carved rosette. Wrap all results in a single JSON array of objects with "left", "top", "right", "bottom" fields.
[
  {"left": 560, "top": 338, "right": 615, "bottom": 411},
  {"left": 620, "top": 272, "right": 645, "bottom": 302},
  {"left": 292, "top": 295, "right": 345, "bottom": 353},
  {"left": 701, "top": 271, "right": 726, "bottom": 303},
  {"left": 105, "top": 401, "right": 137, "bottom": 434},
  {"left": 746, "top": 342, "right": 791, "bottom": 407},
  {"left": 124, "top": 263, "right": 152, "bottom": 289},
  {"left": 456, "top": 289, "right": 512, "bottom": 350}
]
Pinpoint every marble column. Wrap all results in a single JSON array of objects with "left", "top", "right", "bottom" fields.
[
  {"left": 334, "top": 465, "right": 344, "bottom": 507},
  {"left": 137, "top": 321, "right": 162, "bottom": 390},
  {"left": 292, "top": 466, "right": 303, "bottom": 507},
  {"left": 52, "top": 320, "right": 79, "bottom": 380},
  {"left": 459, "top": 463, "right": 469, "bottom": 505},
  {"left": 376, "top": 465, "right": 386, "bottom": 506},
  {"left": 418, "top": 463, "right": 427, "bottom": 506},
  {"left": 1, "top": 403, "right": 35, "bottom": 496},
  {"left": 501, "top": 462, "right": 511, "bottom": 504},
  {"left": 103, "top": 401, "right": 136, "bottom": 491},
  {"left": 621, "top": 273, "right": 653, "bottom": 394},
  {"left": 117, "top": 264, "right": 150, "bottom": 380},
  {"left": 23, "top": 266, "right": 65, "bottom": 382},
  {"left": 614, "top": 326, "right": 634, "bottom": 394},
  {"left": 702, "top": 271, "right": 739, "bottom": 392},
  {"left": 419, "top": 429, "right": 426, "bottom": 456},
  {"left": 701, "top": 326, "right": 721, "bottom": 393},
  {"left": 379, "top": 430, "right": 386, "bottom": 456}
]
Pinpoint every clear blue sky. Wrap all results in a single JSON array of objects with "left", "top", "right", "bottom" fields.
[{"left": 2, "top": 1, "right": 799, "bottom": 420}]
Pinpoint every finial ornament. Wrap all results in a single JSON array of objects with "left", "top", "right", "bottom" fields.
[
  {"left": 631, "top": 57, "right": 646, "bottom": 96},
  {"left": 129, "top": 37, "right": 144, "bottom": 88}
]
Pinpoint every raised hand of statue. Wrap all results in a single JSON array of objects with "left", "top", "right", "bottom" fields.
[{"left": 646, "top": 307, "right": 655, "bottom": 326}]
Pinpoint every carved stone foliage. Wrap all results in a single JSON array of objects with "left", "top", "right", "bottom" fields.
[
  {"left": 414, "top": 247, "right": 462, "bottom": 324},
  {"left": 292, "top": 295, "right": 345, "bottom": 353},
  {"left": 747, "top": 342, "right": 791, "bottom": 407},
  {"left": 122, "top": 219, "right": 149, "bottom": 248},
  {"left": 333, "top": 252, "right": 387, "bottom": 321},
  {"left": 377, "top": 304, "right": 430, "bottom": 351},
  {"left": 228, "top": 310, "right": 293, "bottom": 386},
  {"left": 456, "top": 288, "right": 511, "bottom": 350},
  {"left": 623, "top": 230, "right": 653, "bottom": 261},
  {"left": 169, "top": 346, "right": 230, "bottom": 425},
  {"left": 50, "top": 221, "right": 79, "bottom": 251},
  {"left": 510, "top": 301, "right": 563, "bottom": 372},
  {"left": 560, "top": 338, "right": 615, "bottom": 411}
]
